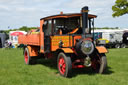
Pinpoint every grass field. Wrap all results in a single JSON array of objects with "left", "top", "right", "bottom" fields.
[{"left": 0, "top": 48, "right": 128, "bottom": 85}]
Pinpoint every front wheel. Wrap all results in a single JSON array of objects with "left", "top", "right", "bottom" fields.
[
  {"left": 91, "top": 54, "right": 107, "bottom": 74},
  {"left": 57, "top": 52, "right": 72, "bottom": 77}
]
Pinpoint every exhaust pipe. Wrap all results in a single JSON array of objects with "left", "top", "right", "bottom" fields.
[{"left": 81, "top": 6, "right": 89, "bottom": 38}]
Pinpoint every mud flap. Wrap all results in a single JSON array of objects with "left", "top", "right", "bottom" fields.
[{"left": 96, "top": 46, "right": 108, "bottom": 53}]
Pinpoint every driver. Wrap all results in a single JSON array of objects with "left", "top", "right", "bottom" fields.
[{"left": 57, "top": 28, "right": 62, "bottom": 35}]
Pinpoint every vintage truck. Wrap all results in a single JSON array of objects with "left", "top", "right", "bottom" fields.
[{"left": 18, "top": 6, "right": 108, "bottom": 77}]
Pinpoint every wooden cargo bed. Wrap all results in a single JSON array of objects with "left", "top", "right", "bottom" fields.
[{"left": 18, "top": 34, "right": 40, "bottom": 46}]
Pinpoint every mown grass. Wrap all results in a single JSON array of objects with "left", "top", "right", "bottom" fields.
[{"left": 0, "top": 48, "right": 128, "bottom": 85}]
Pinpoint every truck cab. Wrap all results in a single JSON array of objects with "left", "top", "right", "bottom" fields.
[{"left": 40, "top": 13, "right": 96, "bottom": 53}]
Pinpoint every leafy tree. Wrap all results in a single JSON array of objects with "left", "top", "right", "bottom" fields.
[
  {"left": 2, "top": 26, "right": 37, "bottom": 33},
  {"left": 18, "top": 26, "right": 37, "bottom": 32},
  {"left": 112, "top": 0, "right": 128, "bottom": 17}
]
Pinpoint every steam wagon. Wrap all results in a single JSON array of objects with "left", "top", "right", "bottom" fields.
[{"left": 18, "top": 6, "right": 108, "bottom": 77}]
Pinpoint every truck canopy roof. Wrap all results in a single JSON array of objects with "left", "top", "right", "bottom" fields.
[{"left": 40, "top": 13, "right": 97, "bottom": 20}]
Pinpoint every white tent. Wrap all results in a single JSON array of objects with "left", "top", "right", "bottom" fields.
[{"left": 9, "top": 31, "right": 27, "bottom": 47}]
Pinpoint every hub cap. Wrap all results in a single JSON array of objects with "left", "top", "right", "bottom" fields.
[
  {"left": 58, "top": 57, "right": 66, "bottom": 75},
  {"left": 24, "top": 51, "right": 28, "bottom": 64}
]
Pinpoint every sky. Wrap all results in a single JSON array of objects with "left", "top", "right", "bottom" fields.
[{"left": 0, "top": 0, "right": 128, "bottom": 30}]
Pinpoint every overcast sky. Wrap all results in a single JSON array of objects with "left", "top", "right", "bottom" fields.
[{"left": 0, "top": 0, "right": 128, "bottom": 30}]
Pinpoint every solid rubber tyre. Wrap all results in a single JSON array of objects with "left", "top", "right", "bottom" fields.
[
  {"left": 24, "top": 47, "right": 32, "bottom": 65},
  {"left": 121, "top": 44, "right": 126, "bottom": 48},
  {"left": 92, "top": 53, "right": 107, "bottom": 74},
  {"left": 57, "top": 52, "right": 72, "bottom": 77},
  {"left": 99, "top": 54, "right": 107, "bottom": 73},
  {"left": 115, "top": 44, "right": 120, "bottom": 48}
]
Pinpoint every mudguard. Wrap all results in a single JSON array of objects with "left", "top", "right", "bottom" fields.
[
  {"left": 59, "top": 48, "right": 74, "bottom": 53},
  {"left": 96, "top": 46, "right": 108, "bottom": 53},
  {"left": 27, "top": 46, "right": 38, "bottom": 57}
]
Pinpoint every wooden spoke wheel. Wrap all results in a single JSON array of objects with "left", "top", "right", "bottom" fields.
[{"left": 57, "top": 52, "right": 72, "bottom": 77}]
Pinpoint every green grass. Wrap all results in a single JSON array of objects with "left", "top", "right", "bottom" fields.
[{"left": 0, "top": 48, "right": 128, "bottom": 85}]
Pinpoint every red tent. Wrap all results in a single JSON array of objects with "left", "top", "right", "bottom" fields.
[{"left": 10, "top": 32, "right": 24, "bottom": 36}]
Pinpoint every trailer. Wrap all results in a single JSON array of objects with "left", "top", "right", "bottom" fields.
[
  {"left": 18, "top": 6, "right": 108, "bottom": 77},
  {"left": 97, "top": 31, "right": 126, "bottom": 48},
  {"left": 0, "top": 33, "right": 6, "bottom": 48}
]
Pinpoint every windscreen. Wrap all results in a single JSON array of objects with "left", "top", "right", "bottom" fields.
[
  {"left": 54, "top": 17, "right": 82, "bottom": 34},
  {"left": 52, "top": 17, "right": 94, "bottom": 35}
]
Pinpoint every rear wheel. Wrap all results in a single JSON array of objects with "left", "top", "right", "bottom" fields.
[
  {"left": 57, "top": 52, "right": 72, "bottom": 77},
  {"left": 24, "top": 47, "right": 32, "bottom": 65},
  {"left": 115, "top": 44, "right": 120, "bottom": 48},
  {"left": 92, "top": 54, "right": 107, "bottom": 74},
  {"left": 121, "top": 44, "right": 126, "bottom": 48}
]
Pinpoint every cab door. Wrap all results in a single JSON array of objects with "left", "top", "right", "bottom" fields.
[{"left": 43, "top": 20, "right": 52, "bottom": 53}]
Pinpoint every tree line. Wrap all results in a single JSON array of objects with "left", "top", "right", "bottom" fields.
[
  {"left": 0, "top": 26, "right": 37, "bottom": 33},
  {"left": 0, "top": 26, "right": 120, "bottom": 34}
]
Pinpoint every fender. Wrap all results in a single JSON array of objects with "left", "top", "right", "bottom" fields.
[
  {"left": 96, "top": 46, "right": 108, "bottom": 53},
  {"left": 59, "top": 48, "right": 74, "bottom": 53},
  {"left": 27, "top": 46, "right": 38, "bottom": 57}
]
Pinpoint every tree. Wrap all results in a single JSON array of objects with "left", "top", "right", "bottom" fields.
[
  {"left": 1, "top": 26, "right": 37, "bottom": 33},
  {"left": 19, "top": 26, "right": 37, "bottom": 32},
  {"left": 112, "top": 0, "right": 128, "bottom": 17}
]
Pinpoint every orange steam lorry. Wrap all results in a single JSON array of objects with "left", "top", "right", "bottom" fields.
[{"left": 18, "top": 6, "right": 108, "bottom": 77}]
